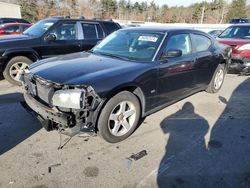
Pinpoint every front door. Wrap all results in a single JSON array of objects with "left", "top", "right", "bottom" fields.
[
  {"left": 40, "top": 22, "right": 81, "bottom": 58},
  {"left": 156, "top": 33, "right": 196, "bottom": 106}
]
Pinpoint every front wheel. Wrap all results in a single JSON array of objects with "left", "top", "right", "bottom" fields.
[
  {"left": 206, "top": 64, "right": 225, "bottom": 93},
  {"left": 3, "top": 56, "right": 32, "bottom": 86},
  {"left": 97, "top": 91, "right": 141, "bottom": 143}
]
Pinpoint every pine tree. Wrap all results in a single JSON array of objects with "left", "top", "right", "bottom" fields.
[{"left": 226, "top": 0, "right": 247, "bottom": 21}]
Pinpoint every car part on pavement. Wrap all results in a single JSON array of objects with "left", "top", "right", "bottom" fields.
[
  {"left": 127, "top": 150, "right": 148, "bottom": 169},
  {"left": 48, "top": 163, "right": 61, "bottom": 173}
]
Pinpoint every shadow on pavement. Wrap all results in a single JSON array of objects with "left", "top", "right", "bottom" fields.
[
  {"left": 0, "top": 73, "right": 3, "bottom": 81},
  {"left": 0, "top": 92, "right": 42, "bottom": 155},
  {"left": 157, "top": 78, "right": 250, "bottom": 188}
]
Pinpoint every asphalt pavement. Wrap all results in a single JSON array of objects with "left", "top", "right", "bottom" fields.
[{"left": 0, "top": 74, "right": 250, "bottom": 188}]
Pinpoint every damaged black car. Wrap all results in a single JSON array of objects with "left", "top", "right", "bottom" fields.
[{"left": 21, "top": 27, "right": 231, "bottom": 143}]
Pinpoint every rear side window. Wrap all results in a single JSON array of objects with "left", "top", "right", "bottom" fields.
[
  {"left": 82, "top": 23, "right": 104, "bottom": 39},
  {"left": 165, "top": 34, "right": 192, "bottom": 55},
  {"left": 4, "top": 25, "right": 20, "bottom": 33},
  {"left": 102, "top": 22, "right": 120, "bottom": 34},
  {"left": 192, "top": 34, "right": 211, "bottom": 52}
]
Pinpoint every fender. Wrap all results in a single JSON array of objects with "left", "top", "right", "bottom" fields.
[
  {"left": 102, "top": 82, "right": 147, "bottom": 117},
  {"left": 3, "top": 48, "right": 41, "bottom": 61}
]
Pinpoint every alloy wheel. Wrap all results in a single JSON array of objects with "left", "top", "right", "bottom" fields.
[{"left": 108, "top": 101, "right": 136, "bottom": 136}]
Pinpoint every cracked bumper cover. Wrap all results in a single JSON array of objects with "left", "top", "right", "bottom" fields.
[
  {"left": 228, "top": 56, "right": 250, "bottom": 73},
  {"left": 23, "top": 91, "right": 71, "bottom": 128},
  {"left": 21, "top": 74, "right": 103, "bottom": 136}
]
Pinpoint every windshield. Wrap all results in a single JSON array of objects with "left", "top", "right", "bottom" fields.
[
  {"left": 219, "top": 26, "right": 250, "bottom": 39},
  {"left": 23, "top": 19, "right": 57, "bottom": 37},
  {"left": 92, "top": 30, "right": 164, "bottom": 61}
]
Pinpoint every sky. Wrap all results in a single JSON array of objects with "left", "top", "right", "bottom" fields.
[{"left": 131, "top": 0, "right": 212, "bottom": 7}]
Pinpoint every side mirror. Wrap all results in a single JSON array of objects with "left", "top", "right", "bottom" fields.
[
  {"left": 161, "top": 49, "right": 182, "bottom": 61},
  {"left": 44, "top": 33, "right": 56, "bottom": 42}
]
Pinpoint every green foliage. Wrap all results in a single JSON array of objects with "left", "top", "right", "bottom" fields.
[
  {"left": 226, "top": 0, "right": 247, "bottom": 21},
  {"left": 18, "top": 0, "right": 38, "bottom": 22},
  {"left": 8, "top": 0, "right": 249, "bottom": 24}
]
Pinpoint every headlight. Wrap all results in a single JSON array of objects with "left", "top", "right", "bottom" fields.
[
  {"left": 237, "top": 44, "right": 250, "bottom": 51},
  {"left": 52, "top": 89, "right": 85, "bottom": 109}
]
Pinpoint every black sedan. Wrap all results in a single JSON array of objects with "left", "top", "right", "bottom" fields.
[{"left": 21, "top": 27, "right": 231, "bottom": 143}]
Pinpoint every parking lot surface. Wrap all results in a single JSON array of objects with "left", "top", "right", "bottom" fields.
[{"left": 0, "top": 74, "right": 250, "bottom": 188}]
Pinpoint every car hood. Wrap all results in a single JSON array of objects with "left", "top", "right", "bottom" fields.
[
  {"left": 30, "top": 52, "right": 146, "bottom": 85},
  {"left": 217, "top": 37, "right": 250, "bottom": 47},
  {"left": 0, "top": 34, "right": 32, "bottom": 42}
]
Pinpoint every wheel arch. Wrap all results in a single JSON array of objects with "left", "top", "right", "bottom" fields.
[
  {"left": 3, "top": 48, "right": 40, "bottom": 68},
  {"left": 94, "top": 84, "right": 146, "bottom": 131}
]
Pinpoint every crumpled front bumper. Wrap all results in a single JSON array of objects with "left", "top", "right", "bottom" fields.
[
  {"left": 228, "top": 56, "right": 250, "bottom": 74},
  {"left": 22, "top": 91, "right": 74, "bottom": 131},
  {"left": 21, "top": 73, "right": 103, "bottom": 136}
]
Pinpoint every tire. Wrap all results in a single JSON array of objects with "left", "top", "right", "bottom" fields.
[
  {"left": 206, "top": 64, "right": 225, "bottom": 93},
  {"left": 97, "top": 91, "right": 141, "bottom": 143},
  {"left": 3, "top": 56, "right": 32, "bottom": 86}
]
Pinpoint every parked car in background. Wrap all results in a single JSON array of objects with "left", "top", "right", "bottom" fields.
[
  {"left": 0, "top": 17, "right": 31, "bottom": 24},
  {"left": 0, "top": 23, "right": 32, "bottom": 36},
  {"left": 21, "top": 27, "right": 231, "bottom": 143},
  {"left": 217, "top": 24, "right": 250, "bottom": 74},
  {"left": 0, "top": 16, "right": 121, "bottom": 85},
  {"left": 208, "top": 29, "right": 223, "bottom": 38},
  {"left": 229, "top": 18, "right": 250, "bottom": 24}
]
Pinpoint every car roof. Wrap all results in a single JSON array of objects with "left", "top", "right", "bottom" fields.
[
  {"left": 230, "top": 23, "right": 250, "bottom": 26},
  {"left": 47, "top": 17, "right": 116, "bottom": 23},
  {"left": 0, "top": 23, "right": 31, "bottom": 27},
  {"left": 120, "top": 26, "right": 206, "bottom": 34}
]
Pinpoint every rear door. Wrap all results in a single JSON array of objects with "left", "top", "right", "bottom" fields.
[
  {"left": 40, "top": 21, "right": 82, "bottom": 58},
  {"left": 156, "top": 33, "right": 196, "bottom": 106},
  {"left": 78, "top": 22, "right": 105, "bottom": 51},
  {"left": 191, "top": 33, "right": 217, "bottom": 88}
]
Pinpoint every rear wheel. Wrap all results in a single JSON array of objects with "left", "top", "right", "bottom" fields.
[
  {"left": 206, "top": 64, "right": 225, "bottom": 93},
  {"left": 3, "top": 56, "right": 32, "bottom": 86},
  {"left": 97, "top": 91, "right": 141, "bottom": 143}
]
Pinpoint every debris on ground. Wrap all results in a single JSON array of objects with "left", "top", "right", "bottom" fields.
[
  {"left": 48, "top": 163, "right": 61, "bottom": 173},
  {"left": 58, "top": 131, "right": 73, "bottom": 150},
  {"left": 126, "top": 150, "right": 148, "bottom": 170},
  {"left": 218, "top": 96, "right": 228, "bottom": 105},
  {"left": 9, "top": 180, "right": 15, "bottom": 185}
]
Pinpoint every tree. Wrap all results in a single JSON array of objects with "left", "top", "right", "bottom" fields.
[
  {"left": 18, "top": 0, "right": 38, "bottom": 22},
  {"left": 226, "top": 0, "right": 247, "bottom": 21}
]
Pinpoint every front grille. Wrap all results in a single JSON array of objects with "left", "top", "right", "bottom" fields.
[{"left": 24, "top": 74, "right": 54, "bottom": 106}]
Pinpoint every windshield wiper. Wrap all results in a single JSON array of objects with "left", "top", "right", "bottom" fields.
[{"left": 94, "top": 51, "right": 131, "bottom": 61}]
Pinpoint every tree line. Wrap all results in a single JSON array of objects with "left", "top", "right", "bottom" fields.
[{"left": 2, "top": 0, "right": 250, "bottom": 24}]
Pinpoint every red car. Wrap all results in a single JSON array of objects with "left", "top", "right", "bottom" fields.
[
  {"left": 217, "top": 24, "right": 250, "bottom": 74},
  {"left": 0, "top": 23, "right": 32, "bottom": 36}
]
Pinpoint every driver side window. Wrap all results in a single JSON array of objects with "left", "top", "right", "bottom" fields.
[
  {"left": 165, "top": 34, "right": 192, "bottom": 55},
  {"left": 49, "top": 22, "right": 77, "bottom": 41}
]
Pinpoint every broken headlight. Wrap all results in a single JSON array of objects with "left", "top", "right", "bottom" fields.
[{"left": 52, "top": 89, "right": 85, "bottom": 109}]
